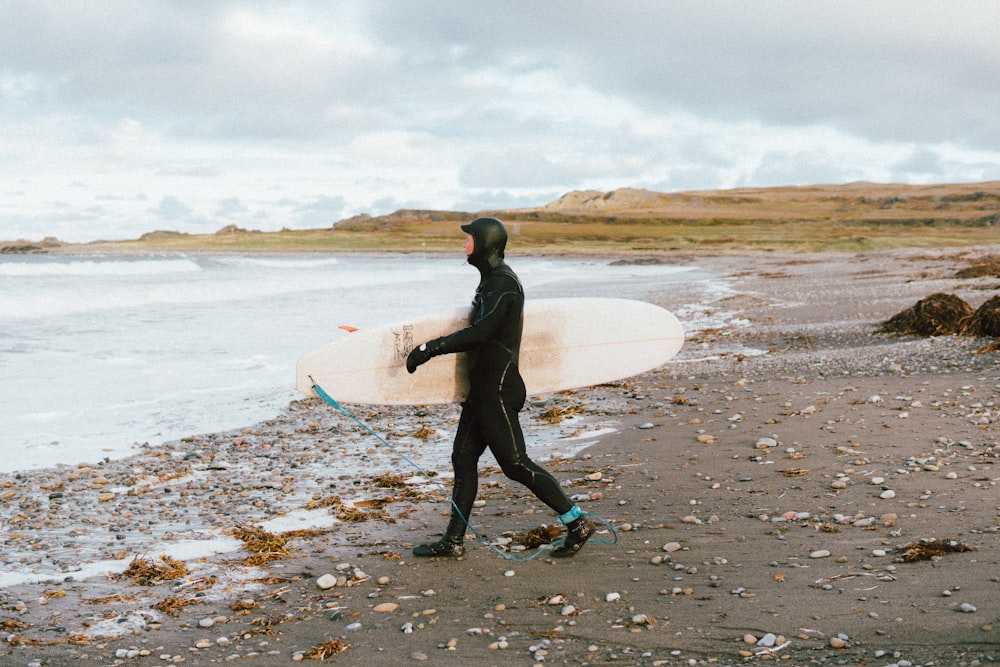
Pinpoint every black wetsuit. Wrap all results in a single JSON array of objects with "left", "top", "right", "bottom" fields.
[
  {"left": 407, "top": 217, "right": 592, "bottom": 557},
  {"left": 432, "top": 257, "right": 573, "bottom": 539}
]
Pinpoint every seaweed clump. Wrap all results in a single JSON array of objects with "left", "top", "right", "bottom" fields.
[
  {"left": 954, "top": 255, "right": 1000, "bottom": 279},
  {"left": 900, "top": 538, "right": 974, "bottom": 562},
  {"left": 118, "top": 555, "right": 189, "bottom": 586},
  {"left": 231, "top": 524, "right": 291, "bottom": 567},
  {"left": 878, "top": 293, "right": 974, "bottom": 336},
  {"left": 303, "top": 639, "right": 351, "bottom": 660},
  {"left": 958, "top": 295, "right": 1000, "bottom": 338},
  {"left": 520, "top": 524, "right": 561, "bottom": 549}
]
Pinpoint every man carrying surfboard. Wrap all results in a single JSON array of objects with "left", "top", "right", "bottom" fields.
[{"left": 406, "top": 217, "right": 596, "bottom": 558}]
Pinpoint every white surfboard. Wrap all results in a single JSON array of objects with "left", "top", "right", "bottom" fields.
[{"left": 297, "top": 297, "right": 684, "bottom": 405}]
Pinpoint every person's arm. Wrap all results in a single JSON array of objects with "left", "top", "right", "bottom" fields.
[{"left": 406, "top": 276, "right": 520, "bottom": 372}]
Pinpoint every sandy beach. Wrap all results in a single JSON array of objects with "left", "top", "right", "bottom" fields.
[{"left": 2, "top": 247, "right": 999, "bottom": 666}]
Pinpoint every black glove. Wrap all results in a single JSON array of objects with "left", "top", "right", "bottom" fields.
[{"left": 406, "top": 339, "right": 441, "bottom": 373}]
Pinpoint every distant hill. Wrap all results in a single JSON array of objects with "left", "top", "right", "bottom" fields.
[
  {"left": 335, "top": 181, "right": 1000, "bottom": 230},
  {"left": 8, "top": 181, "right": 1000, "bottom": 255}
]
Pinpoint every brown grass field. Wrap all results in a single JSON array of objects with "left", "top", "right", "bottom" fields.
[{"left": 7, "top": 181, "right": 1000, "bottom": 255}]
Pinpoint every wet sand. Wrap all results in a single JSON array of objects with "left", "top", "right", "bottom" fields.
[{"left": 2, "top": 247, "right": 999, "bottom": 666}]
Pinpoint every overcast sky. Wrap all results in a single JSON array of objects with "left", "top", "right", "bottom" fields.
[{"left": 3, "top": 1, "right": 999, "bottom": 242}]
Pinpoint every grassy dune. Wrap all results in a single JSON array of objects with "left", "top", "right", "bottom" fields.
[{"left": 16, "top": 181, "right": 1000, "bottom": 255}]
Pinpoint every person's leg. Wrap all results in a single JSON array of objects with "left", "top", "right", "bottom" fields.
[
  {"left": 413, "top": 405, "right": 487, "bottom": 557},
  {"left": 482, "top": 368, "right": 595, "bottom": 557}
]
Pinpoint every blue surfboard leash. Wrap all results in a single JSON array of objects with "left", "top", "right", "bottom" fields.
[{"left": 308, "top": 376, "right": 617, "bottom": 562}]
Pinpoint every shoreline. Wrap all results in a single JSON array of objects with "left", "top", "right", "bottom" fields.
[{"left": 2, "top": 247, "right": 999, "bottom": 665}]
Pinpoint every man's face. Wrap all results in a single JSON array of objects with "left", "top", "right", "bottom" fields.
[{"left": 464, "top": 234, "right": 474, "bottom": 256}]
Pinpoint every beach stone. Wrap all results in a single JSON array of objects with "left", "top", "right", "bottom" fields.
[
  {"left": 317, "top": 574, "right": 337, "bottom": 590},
  {"left": 374, "top": 602, "right": 399, "bottom": 612},
  {"left": 198, "top": 617, "right": 215, "bottom": 628},
  {"left": 662, "top": 542, "right": 681, "bottom": 553},
  {"left": 829, "top": 636, "right": 846, "bottom": 648},
  {"left": 810, "top": 549, "right": 831, "bottom": 559},
  {"left": 880, "top": 489, "right": 896, "bottom": 499},
  {"left": 960, "top": 602, "right": 977, "bottom": 613},
  {"left": 755, "top": 437, "right": 777, "bottom": 449}
]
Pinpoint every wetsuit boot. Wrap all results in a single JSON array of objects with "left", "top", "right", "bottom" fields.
[
  {"left": 413, "top": 514, "right": 466, "bottom": 558},
  {"left": 551, "top": 516, "right": 595, "bottom": 558},
  {"left": 412, "top": 534, "right": 465, "bottom": 558}
]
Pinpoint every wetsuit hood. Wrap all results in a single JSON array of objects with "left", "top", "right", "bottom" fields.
[{"left": 461, "top": 217, "right": 507, "bottom": 272}]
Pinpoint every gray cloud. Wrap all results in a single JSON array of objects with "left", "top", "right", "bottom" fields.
[
  {"left": 893, "top": 148, "right": 946, "bottom": 177},
  {"left": 214, "top": 197, "right": 249, "bottom": 219},
  {"left": 369, "top": 1, "right": 1000, "bottom": 150},
  {"left": 459, "top": 149, "right": 587, "bottom": 188},
  {"left": 150, "top": 195, "right": 194, "bottom": 222},
  {"left": 1, "top": 0, "right": 998, "bottom": 242},
  {"left": 291, "top": 195, "right": 348, "bottom": 227}
]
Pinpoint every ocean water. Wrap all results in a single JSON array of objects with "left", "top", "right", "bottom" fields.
[{"left": 0, "top": 253, "right": 722, "bottom": 474}]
